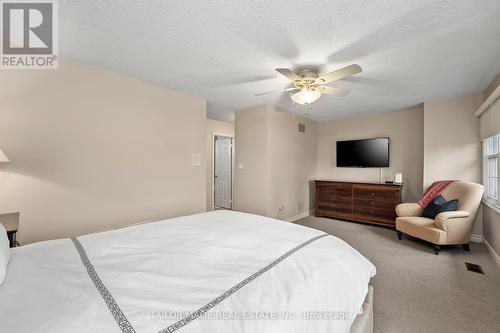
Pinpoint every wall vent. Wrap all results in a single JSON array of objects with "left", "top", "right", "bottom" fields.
[{"left": 298, "top": 123, "right": 306, "bottom": 133}]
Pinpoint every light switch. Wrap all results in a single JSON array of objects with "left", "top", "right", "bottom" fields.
[
  {"left": 238, "top": 163, "right": 244, "bottom": 169},
  {"left": 192, "top": 153, "right": 201, "bottom": 167}
]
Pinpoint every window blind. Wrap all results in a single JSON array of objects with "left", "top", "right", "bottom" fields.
[{"left": 480, "top": 98, "right": 500, "bottom": 140}]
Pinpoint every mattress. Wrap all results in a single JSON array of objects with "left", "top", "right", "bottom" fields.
[{"left": 0, "top": 210, "right": 376, "bottom": 332}]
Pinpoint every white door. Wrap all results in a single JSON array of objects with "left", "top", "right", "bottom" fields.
[{"left": 214, "top": 136, "right": 232, "bottom": 209}]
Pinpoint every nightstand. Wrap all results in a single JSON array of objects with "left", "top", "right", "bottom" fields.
[{"left": 0, "top": 212, "right": 19, "bottom": 248}]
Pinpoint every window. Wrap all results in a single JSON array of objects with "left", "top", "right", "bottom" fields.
[{"left": 483, "top": 134, "right": 500, "bottom": 207}]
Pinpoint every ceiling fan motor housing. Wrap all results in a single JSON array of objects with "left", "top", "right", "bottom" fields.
[{"left": 294, "top": 68, "right": 319, "bottom": 88}]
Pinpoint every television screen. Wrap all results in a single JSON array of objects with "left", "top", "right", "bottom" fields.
[{"left": 336, "top": 138, "right": 389, "bottom": 167}]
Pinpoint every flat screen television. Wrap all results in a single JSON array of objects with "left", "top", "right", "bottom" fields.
[{"left": 336, "top": 138, "right": 389, "bottom": 167}]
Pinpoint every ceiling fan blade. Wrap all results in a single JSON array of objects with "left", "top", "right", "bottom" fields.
[
  {"left": 255, "top": 87, "right": 297, "bottom": 96},
  {"left": 317, "top": 86, "right": 351, "bottom": 96},
  {"left": 316, "top": 64, "right": 362, "bottom": 84},
  {"left": 275, "top": 68, "right": 300, "bottom": 81}
]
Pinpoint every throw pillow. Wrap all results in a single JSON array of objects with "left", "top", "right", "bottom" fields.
[{"left": 422, "top": 195, "right": 459, "bottom": 219}]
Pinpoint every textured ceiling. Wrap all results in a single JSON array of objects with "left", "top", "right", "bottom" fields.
[{"left": 60, "top": 0, "right": 500, "bottom": 122}]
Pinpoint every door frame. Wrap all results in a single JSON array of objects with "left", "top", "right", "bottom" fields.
[{"left": 211, "top": 133, "right": 234, "bottom": 210}]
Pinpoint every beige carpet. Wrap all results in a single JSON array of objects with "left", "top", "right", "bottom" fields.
[{"left": 295, "top": 216, "right": 500, "bottom": 333}]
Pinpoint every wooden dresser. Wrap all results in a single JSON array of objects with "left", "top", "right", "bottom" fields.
[{"left": 315, "top": 180, "right": 402, "bottom": 228}]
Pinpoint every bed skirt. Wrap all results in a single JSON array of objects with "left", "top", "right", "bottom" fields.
[{"left": 350, "top": 285, "right": 373, "bottom": 333}]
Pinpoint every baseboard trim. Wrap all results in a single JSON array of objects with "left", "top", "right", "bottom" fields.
[
  {"left": 469, "top": 234, "right": 484, "bottom": 243},
  {"left": 483, "top": 237, "right": 500, "bottom": 268},
  {"left": 285, "top": 209, "right": 313, "bottom": 223}
]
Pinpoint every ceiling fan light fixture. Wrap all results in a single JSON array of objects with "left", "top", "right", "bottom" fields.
[{"left": 290, "top": 87, "right": 321, "bottom": 105}]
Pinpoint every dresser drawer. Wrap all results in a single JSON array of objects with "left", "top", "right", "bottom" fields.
[
  {"left": 318, "top": 184, "right": 352, "bottom": 195},
  {"left": 318, "top": 201, "right": 352, "bottom": 214},
  {"left": 353, "top": 186, "right": 399, "bottom": 203},
  {"left": 353, "top": 206, "right": 396, "bottom": 219},
  {"left": 353, "top": 198, "right": 397, "bottom": 210},
  {"left": 317, "top": 184, "right": 352, "bottom": 204},
  {"left": 318, "top": 193, "right": 352, "bottom": 205}
]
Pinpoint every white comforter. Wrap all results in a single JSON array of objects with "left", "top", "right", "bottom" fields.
[{"left": 0, "top": 210, "right": 375, "bottom": 333}]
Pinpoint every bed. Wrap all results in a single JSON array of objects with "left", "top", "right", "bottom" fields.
[{"left": 0, "top": 210, "right": 376, "bottom": 333}]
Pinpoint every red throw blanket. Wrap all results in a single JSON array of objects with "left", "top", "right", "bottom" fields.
[{"left": 418, "top": 180, "right": 455, "bottom": 208}]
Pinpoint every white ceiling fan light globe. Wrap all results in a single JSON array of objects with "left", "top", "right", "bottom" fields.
[{"left": 290, "top": 87, "right": 321, "bottom": 105}]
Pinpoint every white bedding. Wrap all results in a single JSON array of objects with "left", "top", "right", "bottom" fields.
[{"left": 0, "top": 210, "right": 376, "bottom": 333}]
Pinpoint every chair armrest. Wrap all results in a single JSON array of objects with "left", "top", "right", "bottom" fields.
[
  {"left": 395, "top": 203, "right": 423, "bottom": 217},
  {"left": 434, "top": 211, "right": 470, "bottom": 231}
]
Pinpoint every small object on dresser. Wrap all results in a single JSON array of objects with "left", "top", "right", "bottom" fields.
[{"left": 395, "top": 173, "right": 403, "bottom": 183}]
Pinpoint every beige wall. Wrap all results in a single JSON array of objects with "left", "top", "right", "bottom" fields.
[
  {"left": 234, "top": 105, "right": 270, "bottom": 216},
  {"left": 0, "top": 60, "right": 207, "bottom": 244},
  {"left": 268, "top": 106, "right": 317, "bottom": 220},
  {"left": 423, "top": 94, "right": 483, "bottom": 235},
  {"left": 423, "top": 95, "right": 483, "bottom": 188},
  {"left": 234, "top": 105, "right": 317, "bottom": 219},
  {"left": 316, "top": 107, "right": 424, "bottom": 203},
  {"left": 482, "top": 204, "right": 500, "bottom": 261},
  {"left": 206, "top": 118, "right": 234, "bottom": 210}
]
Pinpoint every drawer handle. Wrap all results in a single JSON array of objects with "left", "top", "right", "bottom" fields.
[{"left": 371, "top": 193, "right": 374, "bottom": 196}]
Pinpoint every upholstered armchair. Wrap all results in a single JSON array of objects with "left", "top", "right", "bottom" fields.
[{"left": 395, "top": 181, "right": 484, "bottom": 254}]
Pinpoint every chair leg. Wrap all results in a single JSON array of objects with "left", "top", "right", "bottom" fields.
[
  {"left": 397, "top": 231, "right": 402, "bottom": 240},
  {"left": 462, "top": 243, "right": 470, "bottom": 251},
  {"left": 433, "top": 245, "right": 440, "bottom": 255}
]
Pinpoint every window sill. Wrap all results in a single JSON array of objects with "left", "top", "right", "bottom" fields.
[{"left": 482, "top": 199, "right": 500, "bottom": 215}]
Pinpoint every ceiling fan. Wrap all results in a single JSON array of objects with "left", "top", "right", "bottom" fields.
[{"left": 255, "top": 64, "right": 362, "bottom": 106}]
